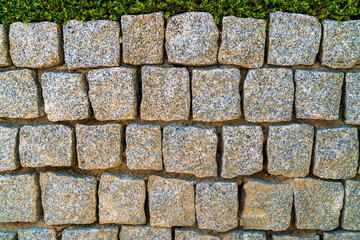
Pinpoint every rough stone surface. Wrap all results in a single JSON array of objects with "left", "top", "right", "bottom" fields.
[
  {"left": 320, "top": 20, "right": 360, "bottom": 69},
  {"left": 41, "top": 72, "right": 90, "bottom": 121},
  {"left": 141, "top": 66, "right": 190, "bottom": 121},
  {"left": 218, "top": 17, "right": 266, "bottom": 68},
  {"left": 76, "top": 124, "right": 122, "bottom": 169},
  {"left": 148, "top": 175, "right": 195, "bottom": 227},
  {"left": 345, "top": 72, "right": 360, "bottom": 124},
  {"left": 268, "top": 11, "right": 321, "bottom": 66},
  {"left": 0, "top": 232, "right": 16, "bottom": 240},
  {"left": 295, "top": 70, "right": 344, "bottom": 120},
  {"left": 323, "top": 231, "right": 360, "bottom": 240},
  {"left": 0, "top": 25, "right": 11, "bottom": 66},
  {"left": 62, "top": 227, "right": 119, "bottom": 240},
  {"left": 163, "top": 125, "right": 218, "bottom": 178},
  {"left": 120, "top": 226, "right": 171, "bottom": 240},
  {"left": 243, "top": 68, "right": 294, "bottom": 122},
  {"left": 166, "top": 12, "right": 219, "bottom": 66},
  {"left": 223, "top": 230, "right": 266, "bottom": 240},
  {"left": 88, "top": 67, "right": 137, "bottom": 121},
  {"left": 99, "top": 173, "right": 146, "bottom": 224},
  {"left": 122, "top": 12, "right": 164, "bottom": 65},
  {"left": 0, "top": 173, "right": 39, "bottom": 222},
  {"left": 196, "top": 182, "right": 238, "bottom": 232},
  {"left": 313, "top": 127, "right": 359, "bottom": 179},
  {"left": 0, "top": 126, "right": 19, "bottom": 171},
  {"left": 342, "top": 180, "right": 360, "bottom": 230},
  {"left": 293, "top": 178, "right": 344, "bottom": 230},
  {"left": 192, "top": 68, "right": 241, "bottom": 122},
  {"left": 63, "top": 20, "right": 120, "bottom": 69},
  {"left": 241, "top": 179, "right": 293, "bottom": 231},
  {"left": 18, "top": 228, "right": 56, "bottom": 240},
  {"left": 267, "top": 124, "right": 314, "bottom": 177},
  {"left": 126, "top": 124, "right": 162, "bottom": 170},
  {"left": 40, "top": 172, "right": 97, "bottom": 225},
  {"left": 221, "top": 125, "right": 263, "bottom": 178},
  {"left": 0, "top": 69, "right": 44, "bottom": 119},
  {"left": 9, "top": 22, "right": 62, "bottom": 68},
  {"left": 19, "top": 124, "right": 74, "bottom": 167},
  {"left": 272, "top": 234, "right": 320, "bottom": 240},
  {"left": 175, "top": 229, "right": 220, "bottom": 240}
]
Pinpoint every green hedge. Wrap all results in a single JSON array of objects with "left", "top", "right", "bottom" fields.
[{"left": 1, "top": 0, "right": 359, "bottom": 25}]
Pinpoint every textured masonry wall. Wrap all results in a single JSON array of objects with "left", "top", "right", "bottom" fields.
[{"left": 0, "top": 10, "right": 360, "bottom": 240}]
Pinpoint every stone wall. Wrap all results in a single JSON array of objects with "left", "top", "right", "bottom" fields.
[{"left": 0, "top": 10, "right": 360, "bottom": 240}]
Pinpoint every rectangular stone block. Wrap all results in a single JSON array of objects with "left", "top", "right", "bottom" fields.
[
  {"left": 163, "top": 125, "right": 217, "bottom": 178},
  {"left": 342, "top": 180, "right": 360, "bottom": 230},
  {"left": 175, "top": 229, "right": 220, "bottom": 240},
  {"left": 345, "top": 72, "right": 360, "bottom": 124},
  {"left": 323, "top": 231, "right": 360, "bottom": 240},
  {"left": 99, "top": 173, "right": 145, "bottom": 224},
  {"left": 0, "top": 126, "right": 19, "bottom": 171},
  {"left": 19, "top": 124, "right": 74, "bottom": 167},
  {"left": 0, "top": 232, "right": 16, "bottom": 240},
  {"left": 40, "top": 172, "right": 97, "bottom": 225},
  {"left": 18, "top": 228, "right": 56, "bottom": 240},
  {"left": 62, "top": 227, "right": 119, "bottom": 240},
  {"left": 0, "top": 25, "right": 11, "bottom": 66},
  {"left": 223, "top": 230, "right": 266, "bottom": 240},
  {"left": 120, "top": 226, "right": 171, "bottom": 240},
  {"left": 76, "top": 123, "right": 122, "bottom": 169},
  {"left": 272, "top": 234, "right": 319, "bottom": 240},
  {"left": 0, "top": 173, "right": 39, "bottom": 222}
]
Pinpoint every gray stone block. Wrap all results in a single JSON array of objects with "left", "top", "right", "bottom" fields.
[
  {"left": 342, "top": 180, "right": 360, "bottom": 230},
  {"left": 223, "top": 230, "right": 266, "bottom": 240},
  {"left": 120, "top": 226, "right": 171, "bottom": 240},
  {"left": 0, "top": 232, "right": 16, "bottom": 240},
  {"left": 18, "top": 228, "right": 56, "bottom": 240},
  {"left": 175, "top": 229, "right": 220, "bottom": 240},
  {"left": 272, "top": 234, "right": 320, "bottom": 240},
  {"left": 345, "top": 72, "right": 360, "bottom": 124},
  {"left": 0, "top": 25, "right": 11, "bottom": 67},
  {"left": 0, "top": 126, "right": 19, "bottom": 171},
  {"left": 62, "top": 227, "right": 118, "bottom": 240},
  {"left": 323, "top": 231, "right": 360, "bottom": 240}
]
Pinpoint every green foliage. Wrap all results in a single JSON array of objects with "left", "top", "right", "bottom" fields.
[{"left": 0, "top": 0, "right": 359, "bottom": 26}]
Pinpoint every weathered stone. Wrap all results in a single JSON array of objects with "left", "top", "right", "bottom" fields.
[
  {"left": 320, "top": 20, "right": 360, "bottom": 69},
  {"left": 196, "top": 182, "right": 238, "bottom": 232},
  {"left": 293, "top": 178, "right": 344, "bottom": 230},
  {"left": 192, "top": 68, "right": 241, "bottom": 122},
  {"left": 148, "top": 175, "right": 195, "bottom": 227},
  {"left": 0, "top": 69, "right": 44, "bottom": 119},
  {"left": 0, "top": 25, "right": 11, "bottom": 66},
  {"left": 163, "top": 125, "right": 217, "bottom": 178},
  {"left": 295, "top": 70, "right": 343, "bottom": 120},
  {"left": 0, "top": 173, "right": 39, "bottom": 222},
  {"left": 323, "top": 231, "right": 360, "bottom": 240},
  {"left": 175, "top": 229, "right": 220, "bottom": 240},
  {"left": 99, "top": 173, "right": 145, "bottom": 224},
  {"left": 18, "top": 228, "right": 56, "bottom": 240},
  {"left": 76, "top": 123, "right": 122, "bottom": 169},
  {"left": 120, "top": 226, "right": 171, "bottom": 240},
  {"left": 313, "top": 127, "right": 359, "bottom": 179},
  {"left": 126, "top": 124, "right": 162, "bottom": 170},
  {"left": 88, "top": 67, "right": 137, "bottom": 121},
  {"left": 122, "top": 12, "right": 164, "bottom": 65},
  {"left": 0, "top": 126, "right": 19, "bottom": 171},
  {"left": 19, "top": 124, "right": 74, "bottom": 167},
  {"left": 267, "top": 124, "right": 314, "bottom": 177},
  {"left": 0, "top": 232, "right": 16, "bottom": 240},
  {"left": 221, "top": 125, "right": 263, "bottom": 178},
  {"left": 345, "top": 72, "right": 360, "bottom": 124},
  {"left": 243, "top": 68, "right": 294, "bottom": 122},
  {"left": 241, "top": 179, "right": 293, "bottom": 231},
  {"left": 41, "top": 72, "right": 90, "bottom": 121},
  {"left": 272, "top": 234, "right": 320, "bottom": 240},
  {"left": 141, "top": 66, "right": 190, "bottom": 121},
  {"left": 9, "top": 22, "right": 62, "bottom": 68},
  {"left": 40, "top": 172, "right": 97, "bottom": 225},
  {"left": 63, "top": 20, "right": 120, "bottom": 69},
  {"left": 342, "top": 180, "right": 360, "bottom": 230},
  {"left": 218, "top": 17, "right": 266, "bottom": 68},
  {"left": 268, "top": 11, "right": 321, "bottom": 66},
  {"left": 166, "top": 12, "right": 219, "bottom": 66},
  {"left": 62, "top": 227, "right": 118, "bottom": 240},
  {"left": 223, "top": 230, "right": 266, "bottom": 240}
]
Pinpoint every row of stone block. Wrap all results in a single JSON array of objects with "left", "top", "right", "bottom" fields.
[
  {"left": 1, "top": 12, "right": 359, "bottom": 69},
  {"left": 0, "top": 173, "right": 359, "bottom": 232}
]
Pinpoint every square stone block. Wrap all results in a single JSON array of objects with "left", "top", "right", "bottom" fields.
[
  {"left": 18, "top": 228, "right": 56, "bottom": 240},
  {"left": 345, "top": 72, "right": 360, "bottom": 124},
  {"left": 223, "top": 230, "right": 266, "bottom": 240},
  {"left": 0, "top": 25, "right": 11, "bottom": 66},
  {"left": 341, "top": 180, "right": 360, "bottom": 230},
  {"left": 62, "top": 227, "right": 118, "bottom": 240},
  {"left": 175, "top": 229, "right": 220, "bottom": 240},
  {"left": 0, "top": 126, "right": 19, "bottom": 171},
  {"left": 120, "top": 226, "right": 171, "bottom": 240},
  {"left": 272, "top": 234, "right": 319, "bottom": 240},
  {"left": 0, "top": 232, "right": 16, "bottom": 240},
  {"left": 323, "top": 231, "right": 360, "bottom": 240}
]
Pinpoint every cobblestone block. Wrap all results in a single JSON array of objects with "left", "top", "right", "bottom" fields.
[
  {"left": 323, "top": 231, "right": 360, "bottom": 240},
  {"left": 0, "top": 232, "right": 16, "bottom": 240},
  {"left": 345, "top": 72, "right": 360, "bottom": 124},
  {"left": 18, "top": 228, "right": 56, "bottom": 240},
  {"left": 0, "top": 126, "right": 19, "bottom": 171},
  {"left": 120, "top": 226, "right": 171, "bottom": 240},
  {"left": 272, "top": 234, "right": 320, "bottom": 240},
  {"left": 223, "top": 230, "right": 266, "bottom": 240},
  {"left": 342, "top": 180, "right": 360, "bottom": 230},
  {"left": 62, "top": 227, "right": 119, "bottom": 240},
  {"left": 0, "top": 25, "right": 11, "bottom": 66},
  {"left": 175, "top": 229, "right": 220, "bottom": 240}
]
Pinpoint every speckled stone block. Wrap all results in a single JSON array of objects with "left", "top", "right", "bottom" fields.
[
  {"left": 120, "top": 226, "right": 171, "bottom": 240},
  {"left": 320, "top": 20, "right": 360, "bottom": 69},
  {"left": 41, "top": 72, "right": 90, "bottom": 121},
  {"left": 175, "top": 229, "right": 220, "bottom": 240},
  {"left": 40, "top": 172, "right": 97, "bottom": 225},
  {"left": 272, "top": 234, "right": 320, "bottom": 240},
  {"left": 192, "top": 68, "right": 241, "bottom": 122},
  {"left": 88, "top": 67, "right": 137, "bottom": 121},
  {"left": 166, "top": 12, "right": 219, "bottom": 66},
  {"left": 63, "top": 20, "right": 120, "bottom": 69},
  {"left": 0, "top": 232, "right": 16, "bottom": 240},
  {"left": 122, "top": 12, "right": 164, "bottom": 65},
  {"left": 0, "top": 25, "right": 11, "bottom": 66},
  {"left": 267, "top": 124, "right": 314, "bottom": 177},
  {"left": 295, "top": 70, "right": 343, "bottom": 120},
  {"left": 99, "top": 173, "right": 145, "bottom": 224},
  {"left": 221, "top": 125, "right": 263, "bottom": 178},
  {"left": 148, "top": 176, "right": 195, "bottom": 227},
  {"left": 62, "top": 227, "right": 119, "bottom": 240},
  {"left": 223, "top": 230, "right": 266, "bottom": 240},
  {"left": 342, "top": 180, "right": 360, "bottom": 230},
  {"left": 218, "top": 17, "right": 265, "bottom": 68},
  {"left": 163, "top": 125, "right": 217, "bottom": 178},
  {"left": 76, "top": 124, "right": 122, "bottom": 169},
  {"left": 126, "top": 124, "right": 162, "bottom": 170},
  {"left": 0, "top": 69, "right": 44, "bottom": 119},
  {"left": 323, "top": 231, "right": 360, "bottom": 240},
  {"left": 19, "top": 124, "right": 74, "bottom": 167},
  {"left": 241, "top": 179, "right": 293, "bottom": 231},
  {"left": 313, "top": 127, "right": 359, "bottom": 179},
  {"left": 9, "top": 22, "right": 62, "bottom": 68},
  {"left": 293, "top": 178, "right": 344, "bottom": 230},
  {"left": 268, "top": 12, "right": 321, "bottom": 66},
  {"left": 0, "top": 173, "right": 39, "bottom": 222},
  {"left": 243, "top": 68, "right": 294, "bottom": 122},
  {"left": 18, "top": 228, "right": 56, "bottom": 240},
  {"left": 0, "top": 126, "right": 19, "bottom": 171},
  {"left": 345, "top": 72, "right": 360, "bottom": 124},
  {"left": 196, "top": 182, "right": 238, "bottom": 232}
]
